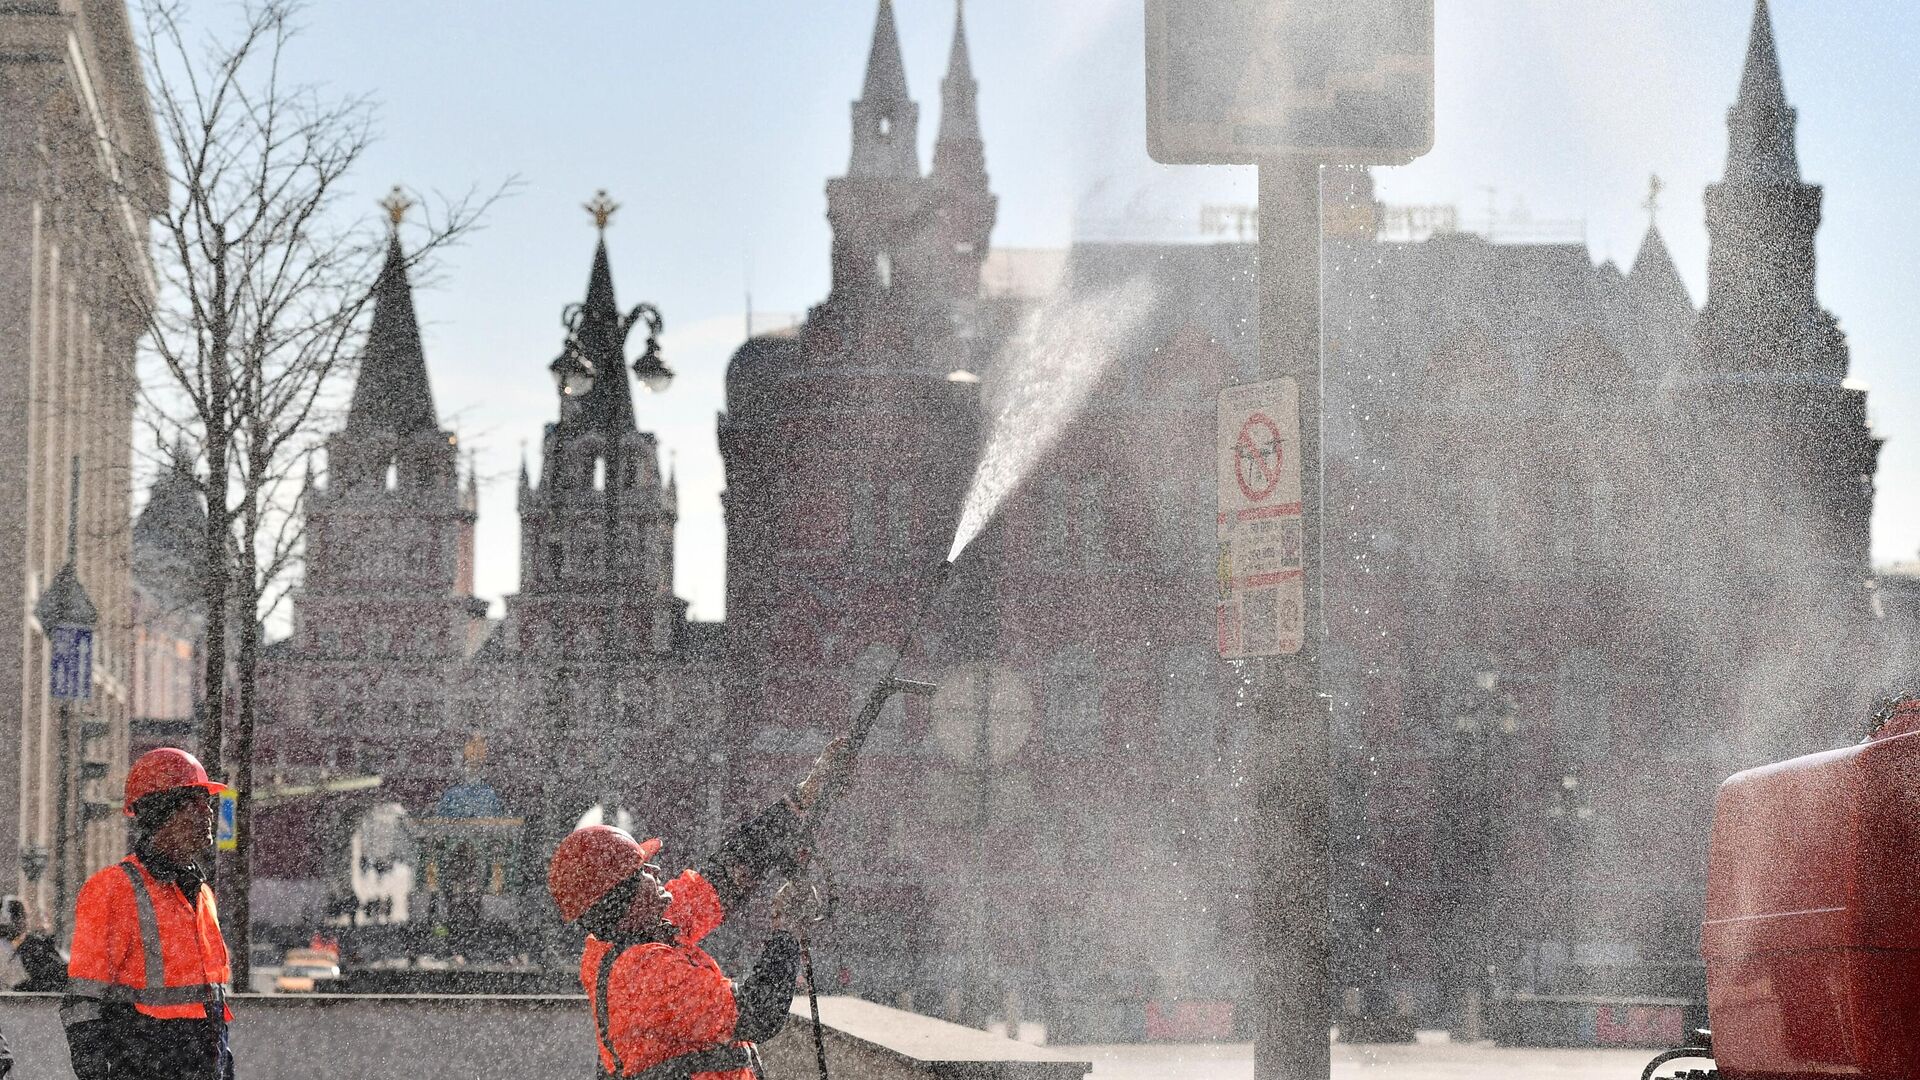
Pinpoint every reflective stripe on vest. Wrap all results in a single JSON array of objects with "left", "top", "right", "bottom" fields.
[
  {"left": 113, "top": 860, "right": 230, "bottom": 1013},
  {"left": 594, "top": 944, "right": 623, "bottom": 1079}
]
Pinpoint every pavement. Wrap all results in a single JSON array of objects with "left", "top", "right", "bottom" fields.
[{"left": 1053, "top": 1040, "right": 1664, "bottom": 1080}]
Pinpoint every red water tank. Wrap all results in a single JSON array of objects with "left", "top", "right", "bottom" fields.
[{"left": 1704, "top": 704, "right": 1920, "bottom": 1080}]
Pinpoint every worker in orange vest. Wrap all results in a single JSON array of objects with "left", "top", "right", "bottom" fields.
[
  {"left": 548, "top": 737, "right": 850, "bottom": 1079},
  {"left": 63, "top": 748, "right": 233, "bottom": 1080}
]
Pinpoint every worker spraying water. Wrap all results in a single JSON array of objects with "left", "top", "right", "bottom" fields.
[{"left": 543, "top": 274, "right": 1152, "bottom": 1080}]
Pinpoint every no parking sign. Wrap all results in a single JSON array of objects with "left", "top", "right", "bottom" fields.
[{"left": 1217, "top": 378, "right": 1304, "bottom": 658}]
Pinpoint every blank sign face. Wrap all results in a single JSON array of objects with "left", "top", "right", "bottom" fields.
[{"left": 1147, "top": 0, "right": 1434, "bottom": 165}]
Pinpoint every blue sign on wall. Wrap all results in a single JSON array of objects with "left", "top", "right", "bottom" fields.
[
  {"left": 217, "top": 787, "right": 237, "bottom": 852},
  {"left": 49, "top": 626, "right": 93, "bottom": 700}
]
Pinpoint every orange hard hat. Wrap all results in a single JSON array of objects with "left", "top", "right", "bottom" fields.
[
  {"left": 547, "top": 825, "right": 662, "bottom": 923},
  {"left": 124, "top": 747, "right": 225, "bottom": 814}
]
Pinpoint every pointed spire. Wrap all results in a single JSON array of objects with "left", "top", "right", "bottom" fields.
[
  {"left": 1737, "top": 0, "right": 1788, "bottom": 115},
  {"left": 568, "top": 235, "right": 638, "bottom": 433},
  {"left": 518, "top": 441, "right": 530, "bottom": 491},
  {"left": 1629, "top": 223, "right": 1694, "bottom": 313},
  {"left": 848, "top": 0, "right": 920, "bottom": 178},
  {"left": 932, "top": 0, "right": 987, "bottom": 184},
  {"left": 1724, "top": 0, "right": 1800, "bottom": 184},
  {"left": 862, "top": 0, "right": 909, "bottom": 103},
  {"left": 346, "top": 192, "right": 440, "bottom": 434}
]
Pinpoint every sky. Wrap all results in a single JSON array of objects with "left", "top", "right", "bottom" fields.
[{"left": 171, "top": 0, "right": 1920, "bottom": 622}]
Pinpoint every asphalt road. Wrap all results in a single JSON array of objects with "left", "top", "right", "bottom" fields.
[{"left": 1053, "top": 1040, "right": 1672, "bottom": 1080}]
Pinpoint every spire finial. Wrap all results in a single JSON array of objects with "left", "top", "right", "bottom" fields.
[
  {"left": 585, "top": 190, "right": 620, "bottom": 232},
  {"left": 1643, "top": 174, "right": 1663, "bottom": 223},
  {"left": 380, "top": 186, "right": 413, "bottom": 229}
]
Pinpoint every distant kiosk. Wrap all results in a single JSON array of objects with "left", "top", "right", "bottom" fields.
[{"left": 413, "top": 736, "right": 523, "bottom": 964}]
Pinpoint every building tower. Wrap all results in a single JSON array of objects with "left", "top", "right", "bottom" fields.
[
  {"left": 509, "top": 215, "right": 682, "bottom": 664},
  {"left": 1691, "top": 0, "right": 1879, "bottom": 584},
  {"left": 130, "top": 446, "right": 209, "bottom": 756},
  {"left": 491, "top": 204, "right": 689, "bottom": 844},
  {"left": 299, "top": 200, "right": 486, "bottom": 684},
  {"left": 256, "top": 199, "right": 487, "bottom": 924},
  {"left": 720, "top": 0, "right": 993, "bottom": 999}
]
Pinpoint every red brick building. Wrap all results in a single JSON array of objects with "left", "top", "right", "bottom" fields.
[{"left": 718, "top": 0, "right": 1889, "bottom": 1038}]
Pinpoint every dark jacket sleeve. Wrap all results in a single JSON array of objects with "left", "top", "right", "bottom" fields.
[
  {"left": 731, "top": 930, "right": 800, "bottom": 1044},
  {"left": 698, "top": 799, "right": 806, "bottom": 912}
]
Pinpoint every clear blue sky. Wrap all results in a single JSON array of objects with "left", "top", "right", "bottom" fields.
[{"left": 219, "top": 0, "right": 1920, "bottom": 620}]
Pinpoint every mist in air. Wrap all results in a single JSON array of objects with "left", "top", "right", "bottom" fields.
[{"left": 59, "top": 0, "right": 1920, "bottom": 1075}]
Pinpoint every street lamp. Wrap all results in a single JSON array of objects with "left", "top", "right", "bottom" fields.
[
  {"left": 1447, "top": 665, "right": 1518, "bottom": 1039},
  {"left": 20, "top": 845, "right": 47, "bottom": 884},
  {"left": 549, "top": 344, "right": 595, "bottom": 400},
  {"left": 35, "top": 457, "right": 97, "bottom": 936},
  {"left": 555, "top": 192, "right": 672, "bottom": 401},
  {"left": 551, "top": 192, "right": 671, "bottom": 820}
]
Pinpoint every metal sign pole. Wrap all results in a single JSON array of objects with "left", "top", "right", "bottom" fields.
[{"left": 1253, "top": 157, "right": 1328, "bottom": 1080}]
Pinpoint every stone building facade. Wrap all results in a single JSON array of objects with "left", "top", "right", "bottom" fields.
[{"left": 0, "top": 0, "right": 158, "bottom": 920}]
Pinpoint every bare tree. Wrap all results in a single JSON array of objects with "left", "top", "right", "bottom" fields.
[{"left": 97, "top": 0, "right": 501, "bottom": 985}]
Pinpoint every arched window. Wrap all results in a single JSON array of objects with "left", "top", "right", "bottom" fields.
[
  {"left": 878, "top": 114, "right": 892, "bottom": 137},
  {"left": 593, "top": 456, "right": 606, "bottom": 492},
  {"left": 876, "top": 252, "right": 893, "bottom": 291},
  {"left": 384, "top": 458, "right": 398, "bottom": 491}
]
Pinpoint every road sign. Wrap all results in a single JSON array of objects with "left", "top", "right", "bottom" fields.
[
  {"left": 1218, "top": 378, "right": 1304, "bottom": 658},
  {"left": 1147, "top": 0, "right": 1435, "bottom": 165},
  {"left": 49, "top": 626, "right": 93, "bottom": 700},
  {"left": 217, "top": 786, "right": 238, "bottom": 851}
]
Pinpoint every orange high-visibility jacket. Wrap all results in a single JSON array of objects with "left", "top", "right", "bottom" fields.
[
  {"left": 68, "top": 855, "right": 231, "bottom": 1020},
  {"left": 582, "top": 869, "right": 754, "bottom": 1080}
]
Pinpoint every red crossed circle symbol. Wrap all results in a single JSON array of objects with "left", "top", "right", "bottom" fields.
[{"left": 1234, "top": 413, "right": 1285, "bottom": 502}]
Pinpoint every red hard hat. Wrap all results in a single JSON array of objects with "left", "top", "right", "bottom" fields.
[
  {"left": 124, "top": 747, "right": 225, "bottom": 814},
  {"left": 547, "top": 825, "right": 662, "bottom": 923}
]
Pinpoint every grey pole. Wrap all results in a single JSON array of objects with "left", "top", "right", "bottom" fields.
[
  {"left": 52, "top": 456, "right": 82, "bottom": 938},
  {"left": 1252, "top": 159, "right": 1329, "bottom": 1080}
]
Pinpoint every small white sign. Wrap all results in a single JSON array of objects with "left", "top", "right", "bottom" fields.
[{"left": 1217, "top": 378, "right": 1304, "bottom": 658}]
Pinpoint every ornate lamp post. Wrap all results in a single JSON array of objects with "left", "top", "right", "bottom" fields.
[
  {"left": 547, "top": 191, "right": 671, "bottom": 402},
  {"left": 20, "top": 845, "right": 48, "bottom": 885},
  {"left": 547, "top": 191, "right": 670, "bottom": 818},
  {"left": 1449, "top": 665, "right": 1518, "bottom": 1038}
]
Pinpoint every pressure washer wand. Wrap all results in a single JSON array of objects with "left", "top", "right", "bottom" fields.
[{"left": 825, "top": 558, "right": 952, "bottom": 808}]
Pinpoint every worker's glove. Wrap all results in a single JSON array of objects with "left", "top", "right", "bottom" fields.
[
  {"left": 769, "top": 881, "right": 797, "bottom": 934},
  {"left": 770, "top": 880, "right": 824, "bottom": 934},
  {"left": 788, "top": 735, "right": 853, "bottom": 819}
]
